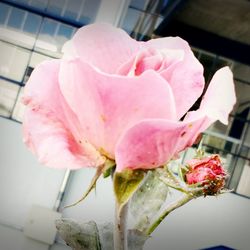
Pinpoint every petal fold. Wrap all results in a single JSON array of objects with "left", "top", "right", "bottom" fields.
[
  {"left": 23, "top": 60, "right": 104, "bottom": 169},
  {"left": 115, "top": 118, "right": 207, "bottom": 172},
  {"left": 185, "top": 67, "right": 236, "bottom": 125},
  {"left": 115, "top": 67, "right": 236, "bottom": 172},
  {"left": 59, "top": 58, "right": 177, "bottom": 158},
  {"left": 145, "top": 37, "right": 205, "bottom": 119},
  {"left": 67, "top": 23, "right": 140, "bottom": 74}
]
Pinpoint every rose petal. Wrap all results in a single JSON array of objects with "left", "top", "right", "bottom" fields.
[
  {"left": 184, "top": 66, "right": 236, "bottom": 125},
  {"left": 23, "top": 60, "right": 104, "bottom": 169},
  {"left": 145, "top": 37, "right": 205, "bottom": 119},
  {"left": 117, "top": 47, "right": 184, "bottom": 77},
  {"left": 59, "top": 58, "right": 177, "bottom": 158},
  {"left": 115, "top": 67, "right": 236, "bottom": 172},
  {"left": 67, "top": 23, "right": 140, "bottom": 74},
  {"left": 115, "top": 117, "right": 208, "bottom": 172}
]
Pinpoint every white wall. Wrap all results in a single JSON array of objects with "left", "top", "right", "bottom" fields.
[
  {"left": 1, "top": 117, "right": 250, "bottom": 250},
  {"left": 1, "top": 103, "right": 248, "bottom": 248},
  {"left": 0, "top": 118, "right": 66, "bottom": 249}
]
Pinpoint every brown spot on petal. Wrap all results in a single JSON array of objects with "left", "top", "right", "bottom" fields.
[
  {"left": 100, "top": 114, "right": 107, "bottom": 122},
  {"left": 181, "top": 131, "right": 186, "bottom": 137}
]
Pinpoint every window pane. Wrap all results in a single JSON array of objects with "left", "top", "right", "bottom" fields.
[
  {"left": 40, "top": 18, "right": 57, "bottom": 36},
  {"left": 64, "top": 0, "right": 80, "bottom": 21},
  {"left": 130, "top": 0, "right": 147, "bottom": 10},
  {"left": 29, "top": 52, "right": 51, "bottom": 68},
  {"left": 23, "top": 52, "right": 51, "bottom": 84},
  {"left": 79, "top": 0, "right": 100, "bottom": 24},
  {"left": 57, "top": 24, "right": 75, "bottom": 40},
  {"left": 233, "top": 62, "right": 250, "bottom": 83},
  {"left": 0, "top": 3, "right": 10, "bottom": 25},
  {"left": 5, "top": 0, "right": 49, "bottom": 11},
  {"left": 28, "top": 0, "right": 49, "bottom": 11},
  {"left": 122, "top": 7, "right": 142, "bottom": 34},
  {"left": 7, "top": 8, "right": 25, "bottom": 30},
  {"left": 0, "top": 41, "right": 30, "bottom": 82},
  {"left": 237, "top": 163, "right": 250, "bottom": 197},
  {"left": 0, "top": 79, "right": 19, "bottom": 117},
  {"left": 12, "top": 86, "right": 25, "bottom": 122},
  {"left": 23, "top": 12, "right": 42, "bottom": 34},
  {"left": 46, "top": 0, "right": 66, "bottom": 17},
  {"left": 0, "top": 7, "right": 41, "bottom": 49},
  {"left": 35, "top": 18, "right": 75, "bottom": 57}
]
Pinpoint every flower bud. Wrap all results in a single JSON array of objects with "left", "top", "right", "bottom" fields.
[{"left": 185, "top": 155, "right": 227, "bottom": 195}]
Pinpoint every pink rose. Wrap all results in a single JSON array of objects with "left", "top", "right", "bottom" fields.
[
  {"left": 185, "top": 155, "right": 227, "bottom": 195},
  {"left": 22, "top": 23, "right": 236, "bottom": 171}
]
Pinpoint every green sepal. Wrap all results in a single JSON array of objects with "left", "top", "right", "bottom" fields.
[
  {"left": 114, "top": 169, "right": 144, "bottom": 207},
  {"left": 102, "top": 159, "right": 116, "bottom": 178},
  {"left": 64, "top": 164, "right": 105, "bottom": 209}
]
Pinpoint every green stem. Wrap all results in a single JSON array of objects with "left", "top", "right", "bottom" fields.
[
  {"left": 146, "top": 194, "right": 193, "bottom": 235},
  {"left": 114, "top": 203, "right": 128, "bottom": 250}
]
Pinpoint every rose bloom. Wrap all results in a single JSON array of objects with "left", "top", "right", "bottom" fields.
[
  {"left": 185, "top": 155, "right": 227, "bottom": 195},
  {"left": 22, "top": 23, "right": 236, "bottom": 172}
]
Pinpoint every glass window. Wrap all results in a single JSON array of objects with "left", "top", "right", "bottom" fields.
[
  {"left": 64, "top": 0, "right": 80, "bottom": 21},
  {"left": 237, "top": 162, "right": 250, "bottom": 197},
  {"left": 130, "top": 0, "right": 147, "bottom": 10},
  {"left": 6, "top": 0, "right": 29, "bottom": 4},
  {"left": 78, "top": 0, "right": 101, "bottom": 24},
  {"left": 122, "top": 7, "right": 142, "bottom": 34},
  {"left": 0, "top": 41, "right": 30, "bottom": 82},
  {"left": 23, "top": 52, "right": 51, "bottom": 84},
  {"left": 46, "top": 0, "right": 66, "bottom": 17},
  {"left": 7, "top": 8, "right": 25, "bottom": 30},
  {"left": 40, "top": 18, "right": 57, "bottom": 37},
  {"left": 233, "top": 62, "right": 250, "bottom": 83},
  {"left": 0, "top": 7, "right": 41, "bottom": 49},
  {"left": 28, "top": 0, "right": 49, "bottom": 11},
  {"left": 12, "top": 86, "right": 25, "bottom": 122},
  {"left": 23, "top": 12, "right": 42, "bottom": 34},
  {"left": 57, "top": 24, "right": 75, "bottom": 40},
  {"left": 0, "top": 79, "right": 19, "bottom": 117},
  {"left": 29, "top": 52, "right": 51, "bottom": 68},
  {"left": 0, "top": 3, "right": 10, "bottom": 25},
  {"left": 35, "top": 18, "right": 75, "bottom": 57},
  {"left": 5, "top": 0, "right": 49, "bottom": 11}
]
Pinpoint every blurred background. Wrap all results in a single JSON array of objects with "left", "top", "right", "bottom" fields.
[{"left": 0, "top": 0, "right": 249, "bottom": 249}]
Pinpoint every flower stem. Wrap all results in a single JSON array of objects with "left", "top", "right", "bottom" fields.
[
  {"left": 146, "top": 194, "right": 193, "bottom": 235},
  {"left": 114, "top": 202, "right": 128, "bottom": 250}
]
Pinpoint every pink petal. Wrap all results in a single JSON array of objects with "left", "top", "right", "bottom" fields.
[
  {"left": 23, "top": 110, "right": 102, "bottom": 169},
  {"left": 116, "top": 47, "right": 184, "bottom": 77},
  {"left": 185, "top": 67, "right": 236, "bottom": 125},
  {"left": 59, "top": 58, "right": 177, "bottom": 159},
  {"left": 67, "top": 23, "right": 140, "bottom": 74},
  {"left": 115, "top": 67, "right": 236, "bottom": 172},
  {"left": 115, "top": 117, "right": 208, "bottom": 172},
  {"left": 23, "top": 60, "right": 104, "bottom": 169},
  {"left": 144, "top": 37, "right": 205, "bottom": 119}
]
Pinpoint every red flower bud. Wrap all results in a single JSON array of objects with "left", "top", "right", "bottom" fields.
[{"left": 185, "top": 155, "right": 227, "bottom": 195}]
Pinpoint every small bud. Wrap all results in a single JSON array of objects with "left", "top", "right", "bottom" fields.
[{"left": 184, "top": 155, "right": 227, "bottom": 196}]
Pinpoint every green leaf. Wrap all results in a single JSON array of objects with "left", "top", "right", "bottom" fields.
[
  {"left": 113, "top": 169, "right": 144, "bottom": 207},
  {"left": 97, "top": 223, "right": 114, "bottom": 250},
  {"left": 56, "top": 220, "right": 150, "bottom": 250},
  {"left": 56, "top": 219, "right": 101, "bottom": 250},
  {"left": 128, "top": 230, "right": 149, "bottom": 250},
  {"left": 130, "top": 170, "right": 169, "bottom": 232}
]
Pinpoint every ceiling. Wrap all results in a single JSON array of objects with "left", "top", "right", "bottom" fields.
[{"left": 155, "top": 0, "right": 250, "bottom": 65}]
